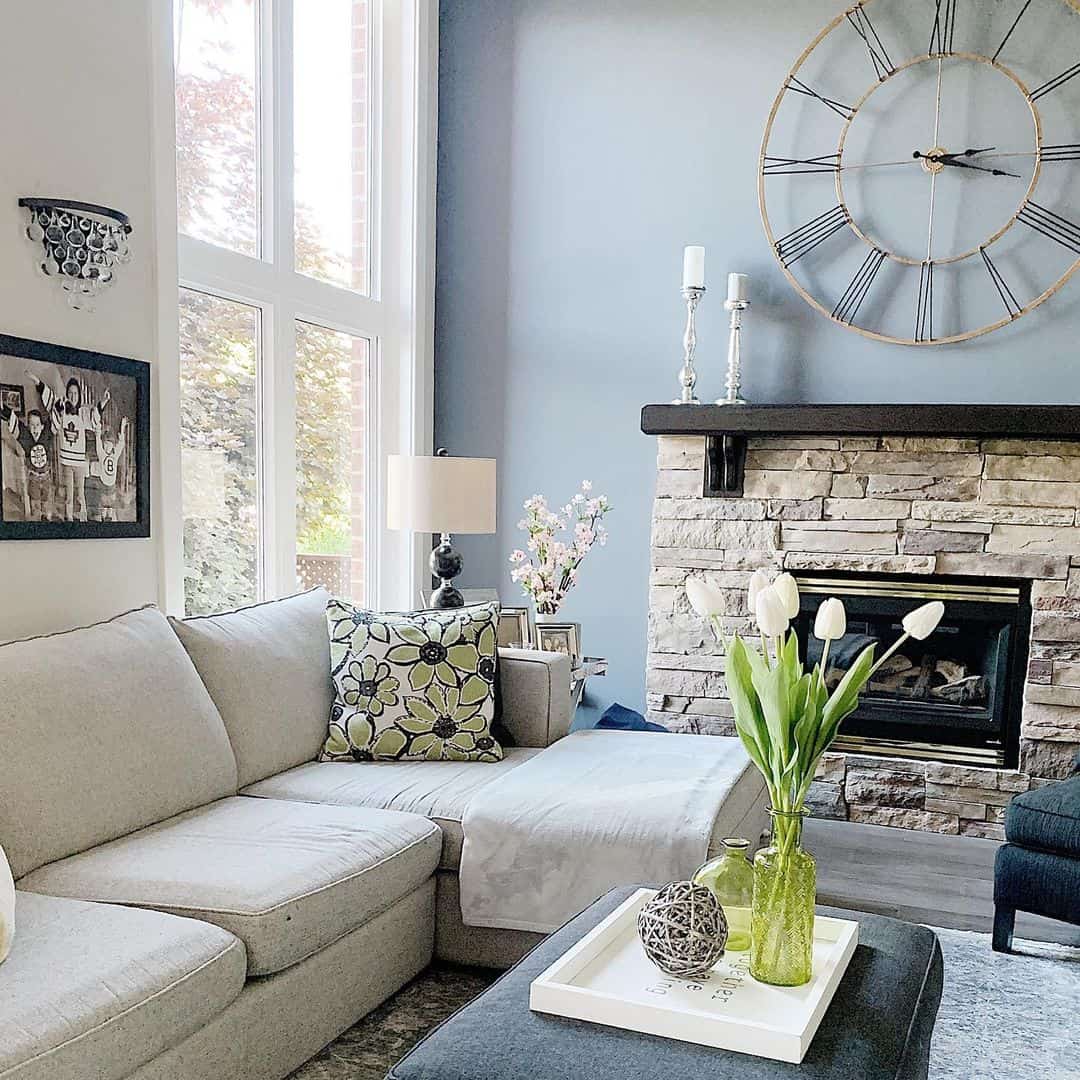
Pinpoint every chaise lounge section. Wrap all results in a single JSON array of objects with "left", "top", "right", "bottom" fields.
[{"left": 0, "top": 590, "right": 766, "bottom": 1080}]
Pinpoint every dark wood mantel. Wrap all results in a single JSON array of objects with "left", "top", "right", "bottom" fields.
[
  {"left": 640, "top": 403, "right": 1080, "bottom": 498},
  {"left": 641, "top": 403, "right": 1080, "bottom": 439}
]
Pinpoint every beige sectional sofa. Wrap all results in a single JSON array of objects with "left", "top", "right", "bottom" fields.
[
  {"left": 0, "top": 590, "right": 574, "bottom": 1080},
  {"left": 0, "top": 588, "right": 765, "bottom": 1080}
]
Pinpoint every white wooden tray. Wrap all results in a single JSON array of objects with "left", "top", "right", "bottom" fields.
[{"left": 529, "top": 888, "right": 858, "bottom": 1064}]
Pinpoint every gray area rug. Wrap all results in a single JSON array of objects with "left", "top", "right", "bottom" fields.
[
  {"left": 290, "top": 930, "right": 1080, "bottom": 1080},
  {"left": 928, "top": 928, "right": 1080, "bottom": 1080}
]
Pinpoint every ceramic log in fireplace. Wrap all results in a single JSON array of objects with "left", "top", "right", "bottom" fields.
[{"left": 792, "top": 573, "right": 1029, "bottom": 769}]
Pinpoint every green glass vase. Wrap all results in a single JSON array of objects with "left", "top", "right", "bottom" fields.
[
  {"left": 750, "top": 808, "right": 816, "bottom": 987},
  {"left": 693, "top": 838, "right": 754, "bottom": 952}
]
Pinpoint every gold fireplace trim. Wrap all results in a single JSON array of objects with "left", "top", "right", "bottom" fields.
[
  {"left": 831, "top": 734, "right": 1005, "bottom": 767},
  {"left": 794, "top": 576, "right": 1021, "bottom": 605}
]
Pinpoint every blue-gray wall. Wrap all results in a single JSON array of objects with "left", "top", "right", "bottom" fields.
[{"left": 434, "top": 0, "right": 1080, "bottom": 724}]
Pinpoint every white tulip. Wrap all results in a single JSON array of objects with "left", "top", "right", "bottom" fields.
[
  {"left": 755, "top": 585, "right": 790, "bottom": 637},
  {"left": 747, "top": 568, "right": 771, "bottom": 611},
  {"left": 902, "top": 600, "right": 945, "bottom": 641},
  {"left": 686, "top": 576, "right": 726, "bottom": 617},
  {"left": 773, "top": 572, "right": 801, "bottom": 619},
  {"left": 814, "top": 597, "right": 847, "bottom": 641}
]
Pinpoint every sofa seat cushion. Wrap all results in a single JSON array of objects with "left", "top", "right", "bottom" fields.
[
  {"left": 1004, "top": 775, "right": 1080, "bottom": 857},
  {"left": 18, "top": 797, "right": 441, "bottom": 977},
  {"left": 0, "top": 891, "right": 245, "bottom": 1080},
  {"left": 169, "top": 588, "right": 334, "bottom": 788},
  {"left": 242, "top": 750, "right": 542, "bottom": 870}
]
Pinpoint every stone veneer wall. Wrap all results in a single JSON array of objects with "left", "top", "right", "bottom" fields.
[{"left": 646, "top": 434, "right": 1080, "bottom": 840}]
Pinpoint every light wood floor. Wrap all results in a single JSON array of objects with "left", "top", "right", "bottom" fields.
[{"left": 805, "top": 818, "right": 1080, "bottom": 947}]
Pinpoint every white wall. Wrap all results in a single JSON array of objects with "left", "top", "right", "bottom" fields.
[{"left": 0, "top": 1, "right": 163, "bottom": 640}]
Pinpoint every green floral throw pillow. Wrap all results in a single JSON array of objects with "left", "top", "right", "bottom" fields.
[{"left": 321, "top": 599, "right": 504, "bottom": 763}]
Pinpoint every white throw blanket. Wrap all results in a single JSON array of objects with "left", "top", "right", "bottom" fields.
[
  {"left": 0, "top": 844, "right": 14, "bottom": 964},
  {"left": 459, "top": 729, "right": 753, "bottom": 932}
]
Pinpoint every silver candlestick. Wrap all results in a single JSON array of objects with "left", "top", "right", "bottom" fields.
[
  {"left": 717, "top": 297, "right": 750, "bottom": 405},
  {"left": 673, "top": 285, "right": 705, "bottom": 405}
]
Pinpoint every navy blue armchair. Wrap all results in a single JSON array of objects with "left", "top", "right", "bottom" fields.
[{"left": 993, "top": 753, "right": 1080, "bottom": 951}]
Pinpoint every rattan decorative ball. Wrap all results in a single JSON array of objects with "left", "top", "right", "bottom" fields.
[{"left": 636, "top": 881, "right": 728, "bottom": 979}]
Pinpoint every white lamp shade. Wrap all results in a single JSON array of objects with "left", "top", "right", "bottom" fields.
[{"left": 387, "top": 455, "right": 497, "bottom": 534}]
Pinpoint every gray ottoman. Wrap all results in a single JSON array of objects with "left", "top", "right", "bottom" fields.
[{"left": 388, "top": 887, "right": 943, "bottom": 1080}]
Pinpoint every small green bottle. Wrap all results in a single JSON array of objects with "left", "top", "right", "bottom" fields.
[{"left": 693, "top": 838, "right": 754, "bottom": 952}]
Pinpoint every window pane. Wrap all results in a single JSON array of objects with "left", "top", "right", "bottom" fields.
[
  {"left": 180, "top": 288, "right": 261, "bottom": 615},
  {"left": 175, "top": 0, "right": 259, "bottom": 255},
  {"left": 295, "top": 321, "right": 368, "bottom": 602},
  {"left": 294, "top": 0, "right": 370, "bottom": 292}
]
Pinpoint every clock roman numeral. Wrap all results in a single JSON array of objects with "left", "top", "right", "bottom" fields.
[
  {"left": 832, "top": 248, "right": 886, "bottom": 324},
  {"left": 846, "top": 6, "right": 895, "bottom": 81},
  {"left": 1043, "top": 144, "right": 1080, "bottom": 163},
  {"left": 763, "top": 153, "right": 841, "bottom": 176},
  {"left": 980, "top": 248, "right": 1022, "bottom": 319},
  {"left": 992, "top": 0, "right": 1033, "bottom": 62},
  {"left": 1031, "top": 61, "right": 1080, "bottom": 102},
  {"left": 1018, "top": 202, "right": 1080, "bottom": 255},
  {"left": 914, "top": 261, "right": 935, "bottom": 343},
  {"left": 775, "top": 205, "right": 850, "bottom": 266},
  {"left": 929, "top": 0, "right": 958, "bottom": 56},
  {"left": 787, "top": 77, "right": 855, "bottom": 121}
]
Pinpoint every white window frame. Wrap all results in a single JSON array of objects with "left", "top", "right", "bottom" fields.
[{"left": 152, "top": 0, "right": 436, "bottom": 615}]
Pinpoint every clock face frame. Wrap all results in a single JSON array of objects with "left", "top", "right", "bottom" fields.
[{"left": 759, "top": 0, "right": 1080, "bottom": 346}]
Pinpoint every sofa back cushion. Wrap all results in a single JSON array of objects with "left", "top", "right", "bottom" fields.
[
  {"left": 0, "top": 607, "right": 238, "bottom": 879},
  {"left": 169, "top": 589, "right": 334, "bottom": 787}
]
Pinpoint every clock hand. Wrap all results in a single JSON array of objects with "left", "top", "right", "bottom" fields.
[
  {"left": 913, "top": 150, "right": 1022, "bottom": 178},
  {"left": 944, "top": 158, "right": 1021, "bottom": 177}
]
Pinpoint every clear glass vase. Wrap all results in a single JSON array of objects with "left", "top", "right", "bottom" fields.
[
  {"left": 750, "top": 808, "right": 816, "bottom": 987},
  {"left": 693, "top": 838, "right": 754, "bottom": 952}
]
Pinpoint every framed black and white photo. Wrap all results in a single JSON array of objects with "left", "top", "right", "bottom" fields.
[
  {"left": 535, "top": 622, "right": 581, "bottom": 664},
  {"left": 0, "top": 333, "right": 150, "bottom": 540}
]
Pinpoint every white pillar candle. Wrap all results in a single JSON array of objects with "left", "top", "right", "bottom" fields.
[
  {"left": 727, "top": 273, "right": 749, "bottom": 303},
  {"left": 682, "top": 246, "right": 705, "bottom": 290}
]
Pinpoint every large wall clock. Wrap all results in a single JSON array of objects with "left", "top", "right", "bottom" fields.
[{"left": 759, "top": 0, "right": 1080, "bottom": 345}]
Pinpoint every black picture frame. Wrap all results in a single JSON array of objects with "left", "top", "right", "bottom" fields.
[{"left": 0, "top": 333, "right": 150, "bottom": 540}]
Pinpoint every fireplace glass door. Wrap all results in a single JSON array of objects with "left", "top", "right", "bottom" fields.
[{"left": 792, "top": 574, "right": 1029, "bottom": 768}]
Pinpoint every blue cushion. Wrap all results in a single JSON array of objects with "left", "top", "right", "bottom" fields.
[
  {"left": 598, "top": 703, "right": 668, "bottom": 733},
  {"left": 1004, "top": 774, "right": 1080, "bottom": 857}
]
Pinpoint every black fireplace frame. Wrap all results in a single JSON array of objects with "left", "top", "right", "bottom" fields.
[{"left": 791, "top": 570, "right": 1031, "bottom": 769}]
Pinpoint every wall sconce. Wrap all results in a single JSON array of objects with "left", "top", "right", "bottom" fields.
[{"left": 19, "top": 197, "right": 132, "bottom": 311}]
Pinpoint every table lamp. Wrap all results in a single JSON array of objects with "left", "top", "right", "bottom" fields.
[{"left": 387, "top": 450, "right": 497, "bottom": 609}]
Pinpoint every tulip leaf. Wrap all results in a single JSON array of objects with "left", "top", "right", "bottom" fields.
[
  {"left": 724, "top": 636, "right": 770, "bottom": 776},
  {"left": 751, "top": 656, "right": 791, "bottom": 777},
  {"left": 822, "top": 642, "right": 876, "bottom": 732}
]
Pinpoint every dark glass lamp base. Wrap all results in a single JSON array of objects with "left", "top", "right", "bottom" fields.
[{"left": 429, "top": 539, "right": 465, "bottom": 609}]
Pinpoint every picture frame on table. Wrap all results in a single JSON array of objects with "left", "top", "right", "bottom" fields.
[
  {"left": 535, "top": 622, "right": 581, "bottom": 665},
  {"left": 0, "top": 333, "right": 150, "bottom": 540},
  {"left": 497, "top": 606, "right": 533, "bottom": 649}
]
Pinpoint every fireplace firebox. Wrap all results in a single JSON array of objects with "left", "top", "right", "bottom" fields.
[{"left": 792, "top": 573, "right": 1030, "bottom": 769}]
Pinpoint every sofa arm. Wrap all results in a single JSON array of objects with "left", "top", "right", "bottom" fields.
[{"left": 498, "top": 648, "right": 573, "bottom": 748}]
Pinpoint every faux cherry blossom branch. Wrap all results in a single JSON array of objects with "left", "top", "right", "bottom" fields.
[{"left": 509, "top": 481, "right": 612, "bottom": 615}]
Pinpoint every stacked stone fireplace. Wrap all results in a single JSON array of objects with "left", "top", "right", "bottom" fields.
[{"left": 646, "top": 433, "right": 1080, "bottom": 840}]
